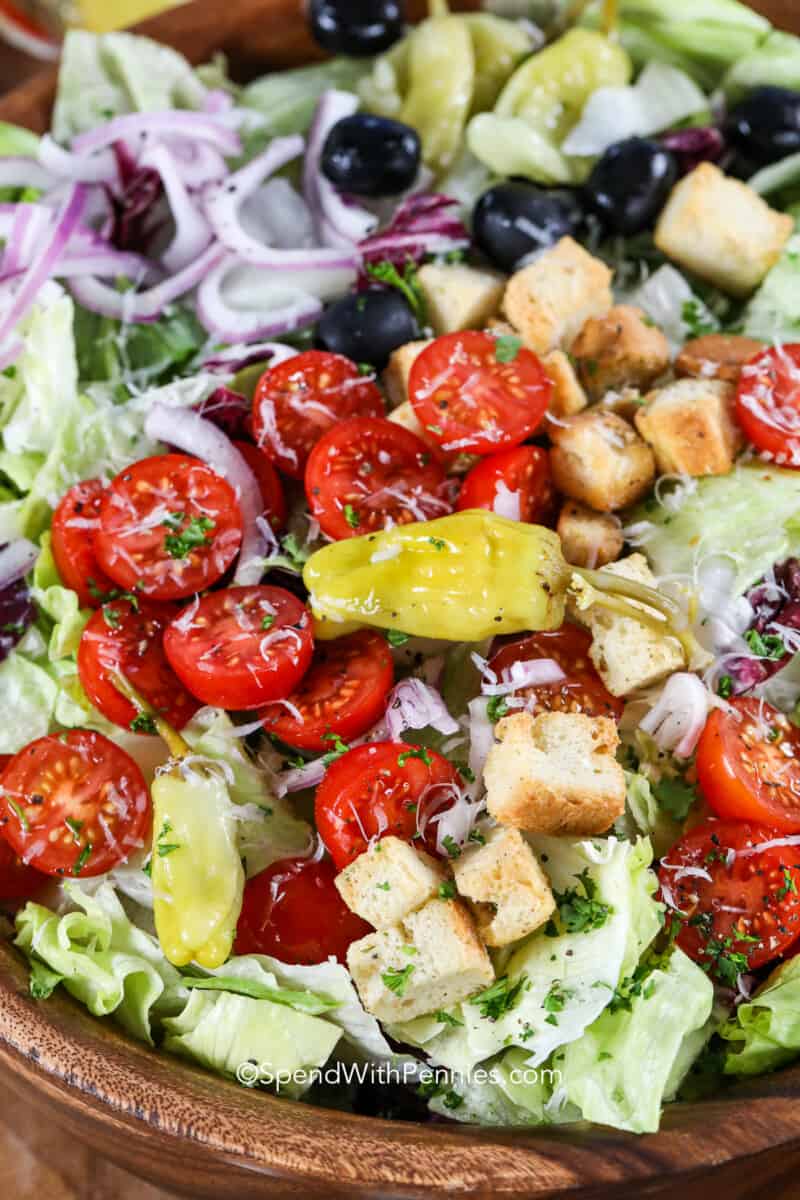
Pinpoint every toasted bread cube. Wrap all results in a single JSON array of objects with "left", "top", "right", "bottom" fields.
[
  {"left": 346, "top": 899, "right": 494, "bottom": 1022},
  {"left": 675, "top": 334, "right": 764, "bottom": 385},
  {"left": 453, "top": 826, "right": 555, "bottom": 948},
  {"left": 486, "top": 318, "right": 517, "bottom": 337},
  {"left": 382, "top": 340, "right": 431, "bottom": 409},
  {"left": 542, "top": 350, "right": 589, "bottom": 418},
  {"left": 484, "top": 712, "right": 625, "bottom": 836},
  {"left": 335, "top": 836, "right": 445, "bottom": 930},
  {"left": 595, "top": 388, "right": 646, "bottom": 423},
  {"left": 549, "top": 410, "right": 656, "bottom": 512},
  {"left": 571, "top": 305, "right": 670, "bottom": 401},
  {"left": 573, "top": 554, "right": 685, "bottom": 696},
  {"left": 557, "top": 500, "right": 623, "bottom": 569},
  {"left": 634, "top": 378, "right": 743, "bottom": 477},
  {"left": 654, "top": 163, "right": 793, "bottom": 298},
  {"left": 502, "top": 237, "right": 613, "bottom": 355},
  {"left": 417, "top": 263, "right": 505, "bottom": 336}
]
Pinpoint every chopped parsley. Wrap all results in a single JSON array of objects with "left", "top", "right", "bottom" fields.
[
  {"left": 261, "top": 614, "right": 276, "bottom": 630},
  {"left": 438, "top": 880, "right": 456, "bottom": 899},
  {"left": 65, "top": 817, "right": 84, "bottom": 844},
  {"left": 744, "top": 628, "right": 786, "bottom": 661},
  {"left": 546, "top": 869, "right": 612, "bottom": 936},
  {"left": 365, "top": 259, "right": 427, "bottom": 324},
  {"left": 73, "top": 843, "right": 93, "bottom": 875},
  {"left": 717, "top": 675, "right": 733, "bottom": 699},
  {"left": 681, "top": 299, "right": 715, "bottom": 338},
  {"left": 469, "top": 974, "right": 527, "bottom": 1021},
  {"left": 385, "top": 629, "right": 410, "bottom": 647},
  {"left": 487, "top": 696, "right": 509, "bottom": 723},
  {"left": 468, "top": 829, "right": 486, "bottom": 846},
  {"left": 8, "top": 798, "right": 29, "bottom": 831},
  {"left": 343, "top": 504, "right": 361, "bottom": 529},
  {"left": 156, "top": 818, "right": 182, "bottom": 859},
  {"left": 381, "top": 963, "right": 415, "bottom": 996},
  {"left": 701, "top": 933, "right": 759, "bottom": 986},
  {"left": 376, "top": 881, "right": 392, "bottom": 892},
  {"left": 441, "top": 835, "right": 462, "bottom": 860},
  {"left": 494, "top": 334, "right": 523, "bottom": 363},
  {"left": 102, "top": 605, "right": 122, "bottom": 630},
  {"left": 87, "top": 579, "right": 140, "bottom": 608},
  {"left": 435, "top": 1009, "right": 464, "bottom": 1028},
  {"left": 653, "top": 776, "right": 697, "bottom": 822},
  {"left": 441, "top": 1090, "right": 464, "bottom": 1110},
  {"left": 322, "top": 733, "right": 350, "bottom": 767},
  {"left": 397, "top": 746, "right": 433, "bottom": 768},
  {"left": 542, "top": 980, "right": 574, "bottom": 1025},
  {"left": 428, "top": 537, "right": 446, "bottom": 551},
  {"left": 130, "top": 712, "right": 157, "bottom": 735},
  {"left": 776, "top": 867, "right": 798, "bottom": 902},
  {"left": 163, "top": 513, "right": 216, "bottom": 560}
]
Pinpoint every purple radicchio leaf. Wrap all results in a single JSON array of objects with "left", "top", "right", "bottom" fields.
[
  {"left": 194, "top": 386, "right": 252, "bottom": 440},
  {"left": 726, "top": 558, "right": 800, "bottom": 693},
  {"left": 0, "top": 578, "right": 35, "bottom": 665},
  {"left": 108, "top": 141, "right": 166, "bottom": 255},
  {"left": 660, "top": 127, "right": 725, "bottom": 175}
]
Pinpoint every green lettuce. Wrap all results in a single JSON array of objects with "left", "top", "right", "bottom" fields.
[
  {"left": 242, "top": 59, "right": 372, "bottom": 141},
  {"left": 0, "top": 121, "right": 39, "bottom": 157},
  {"left": 15, "top": 883, "right": 187, "bottom": 1044},
  {"left": 743, "top": 231, "right": 800, "bottom": 344},
  {"left": 723, "top": 30, "right": 800, "bottom": 102},
  {"left": 73, "top": 302, "right": 206, "bottom": 395},
  {"left": 723, "top": 956, "right": 800, "bottom": 1076},
  {"left": 0, "top": 650, "right": 60, "bottom": 752}
]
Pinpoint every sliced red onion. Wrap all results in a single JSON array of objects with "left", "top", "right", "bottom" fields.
[
  {"left": 304, "top": 91, "right": 378, "bottom": 249},
  {"left": 384, "top": 679, "right": 459, "bottom": 740},
  {"left": 467, "top": 696, "right": 494, "bottom": 795},
  {"left": 57, "top": 246, "right": 150, "bottom": 278},
  {"left": 1, "top": 204, "right": 51, "bottom": 278},
  {"left": 163, "top": 137, "right": 228, "bottom": 189},
  {"left": 660, "top": 127, "right": 725, "bottom": 175},
  {"left": 0, "top": 577, "right": 35, "bottom": 664},
  {"left": 359, "top": 193, "right": 469, "bottom": 270},
  {"left": 0, "top": 335, "right": 23, "bottom": 370},
  {"left": 69, "top": 240, "right": 223, "bottom": 323},
  {"left": 37, "top": 135, "right": 118, "bottom": 184},
  {"left": 204, "top": 135, "right": 358, "bottom": 272},
  {"left": 0, "top": 157, "right": 57, "bottom": 192},
  {"left": 481, "top": 657, "right": 565, "bottom": 697},
  {"left": 143, "top": 401, "right": 266, "bottom": 586},
  {"left": 0, "top": 538, "right": 39, "bottom": 588},
  {"left": 276, "top": 756, "right": 327, "bottom": 796},
  {"left": 639, "top": 672, "right": 710, "bottom": 758},
  {"left": 140, "top": 143, "right": 213, "bottom": 273},
  {"left": 0, "top": 184, "right": 87, "bottom": 348},
  {"left": 196, "top": 254, "right": 322, "bottom": 343},
  {"left": 202, "top": 341, "right": 298, "bottom": 374},
  {"left": 203, "top": 90, "right": 235, "bottom": 116},
  {"left": 72, "top": 111, "right": 242, "bottom": 159},
  {"left": 492, "top": 480, "right": 522, "bottom": 521},
  {"left": 196, "top": 387, "right": 251, "bottom": 439}
]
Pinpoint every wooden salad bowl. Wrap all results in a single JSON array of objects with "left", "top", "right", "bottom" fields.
[{"left": 1, "top": 1, "right": 800, "bottom": 1196}]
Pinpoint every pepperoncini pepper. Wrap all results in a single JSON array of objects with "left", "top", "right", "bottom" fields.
[
  {"left": 114, "top": 676, "right": 244, "bottom": 970},
  {"left": 304, "top": 510, "right": 570, "bottom": 642}
]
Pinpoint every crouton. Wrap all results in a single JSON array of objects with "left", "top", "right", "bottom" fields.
[
  {"left": 484, "top": 711, "right": 625, "bottom": 836},
  {"left": 335, "top": 837, "right": 445, "bottom": 930},
  {"left": 549, "top": 410, "right": 656, "bottom": 512},
  {"left": 595, "top": 388, "right": 646, "bottom": 423},
  {"left": 634, "top": 378, "right": 743, "bottom": 477},
  {"left": 654, "top": 163, "right": 793, "bottom": 298},
  {"left": 542, "top": 350, "right": 589, "bottom": 419},
  {"left": 453, "top": 826, "right": 555, "bottom": 948},
  {"left": 557, "top": 500, "right": 623, "bottom": 569},
  {"left": 346, "top": 898, "right": 494, "bottom": 1022},
  {"left": 382, "top": 340, "right": 431, "bottom": 409},
  {"left": 486, "top": 318, "right": 517, "bottom": 337},
  {"left": 502, "top": 237, "right": 613, "bottom": 355},
  {"left": 571, "top": 305, "right": 670, "bottom": 401},
  {"left": 675, "top": 334, "right": 764, "bottom": 384},
  {"left": 571, "top": 554, "right": 685, "bottom": 696},
  {"left": 417, "top": 263, "right": 505, "bottom": 336}
]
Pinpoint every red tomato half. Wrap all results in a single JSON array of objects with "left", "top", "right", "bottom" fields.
[
  {"left": 305, "top": 416, "right": 451, "bottom": 540},
  {"left": 94, "top": 454, "right": 243, "bottom": 601},
  {"left": 261, "top": 630, "right": 394, "bottom": 751},
  {"left": 77, "top": 599, "right": 200, "bottom": 733},
  {"left": 235, "top": 855, "right": 371, "bottom": 964},
  {"left": 696, "top": 697, "right": 800, "bottom": 831},
  {"left": 456, "top": 445, "right": 554, "bottom": 523},
  {"left": 252, "top": 350, "right": 384, "bottom": 480},
  {"left": 233, "top": 440, "right": 287, "bottom": 533},
  {"left": 659, "top": 819, "right": 800, "bottom": 979},
  {"left": 315, "top": 741, "right": 462, "bottom": 870},
  {"left": 0, "top": 755, "right": 46, "bottom": 902},
  {"left": 736, "top": 344, "right": 800, "bottom": 465},
  {"left": 0, "top": 731, "right": 150, "bottom": 878},
  {"left": 164, "top": 585, "right": 314, "bottom": 710},
  {"left": 51, "top": 479, "right": 115, "bottom": 608},
  {"left": 409, "top": 331, "right": 551, "bottom": 456},
  {"left": 489, "top": 625, "right": 624, "bottom": 719}
]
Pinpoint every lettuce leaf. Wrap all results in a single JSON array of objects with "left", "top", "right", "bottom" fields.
[
  {"left": 242, "top": 59, "right": 372, "bottom": 141},
  {"left": 743, "top": 231, "right": 800, "bottom": 345},
  {"left": 14, "top": 882, "right": 187, "bottom": 1044},
  {"left": 0, "top": 652, "right": 59, "bottom": 752},
  {"left": 723, "top": 956, "right": 800, "bottom": 1076}
]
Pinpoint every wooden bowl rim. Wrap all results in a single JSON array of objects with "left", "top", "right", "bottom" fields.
[{"left": 1, "top": 0, "right": 800, "bottom": 1193}]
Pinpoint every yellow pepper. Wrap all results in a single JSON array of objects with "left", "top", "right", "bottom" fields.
[{"left": 304, "top": 510, "right": 570, "bottom": 642}]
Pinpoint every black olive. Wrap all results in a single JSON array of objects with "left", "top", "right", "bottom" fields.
[
  {"left": 473, "top": 181, "right": 582, "bottom": 273},
  {"left": 725, "top": 86, "right": 800, "bottom": 167},
  {"left": 585, "top": 137, "right": 679, "bottom": 237},
  {"left": 316, "top": 290, "right": 420, "bottom": 370},
  {"left": 309, "top": 0, "right": 405, "bottom": 57},
  {"left": 322, "top": 114, "right": 421, "bottom": 197}
]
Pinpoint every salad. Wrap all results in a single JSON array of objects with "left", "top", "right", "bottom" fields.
[{"left": 5, "top": 0, "right": 800, "bottom": 1137}]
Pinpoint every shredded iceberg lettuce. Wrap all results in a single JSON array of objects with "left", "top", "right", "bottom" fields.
[{"left": 723, "top": 956, "right": 800, "bottom": 1076}]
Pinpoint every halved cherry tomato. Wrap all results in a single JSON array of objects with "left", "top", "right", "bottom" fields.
[
  {"left": 696, "top": 697, "right": 800, "bottom": 831},
  {"left": 489, "top": 625, "right": 624, "bottom": 720},
  {"left": 0, "top": 755, "right": 46, "bottom": 902},
  {"left": 0, "top": 731, "right": 150, "bottom": 878},
  {"left": 305, "top": 416, "right": 451, "bottom": 540},
  {"left": 77, "top": 599, "right": 200, "bottom": 733},
  {"left": 409, "top": 331, "right": 551, "bottom": 456},
  {"left": 659, "top": 819, "right": 800, "bottom": 980},
  {"left": 164, "top": 585, "right": 314, "bottom": 710},
  {"left": 261, "top": 630, "right": 394, "bottom": 751},
  {"left": 233, "top": 440, "right": 286, "bottom": 533},
  {"left": 235, "top": 854, "right": 371, "bottom": 964},
  {"left": 94, "top": 454, "right": 243, "bottom": 601},
  {"left": 456, "top": 445, "right": 555, "bottom": 523},
  {"left": 252, "top": 351, "right": 384, "bottom": 480},
  {"left": 315, "top": 741, "right": 461, "bottom": 870},
  {"left": 51, "top": 479, "right": 115, "bottom": 608},
  {"left": 735, "top": 344, "right": 800, "bottom": 465}
]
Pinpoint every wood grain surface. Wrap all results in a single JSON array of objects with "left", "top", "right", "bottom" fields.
[{"left": 1, "top": 1, "right": 800, "bottom": 1198}]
